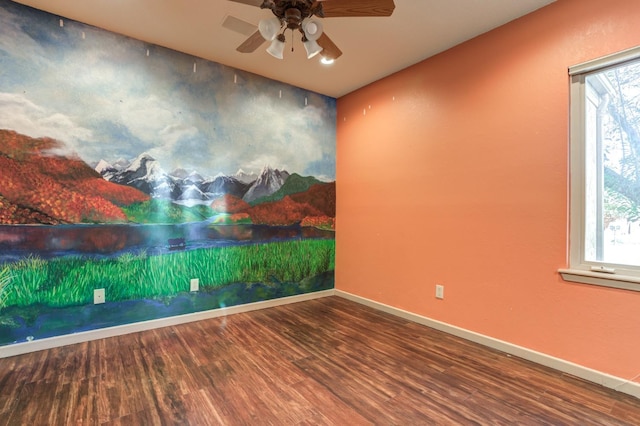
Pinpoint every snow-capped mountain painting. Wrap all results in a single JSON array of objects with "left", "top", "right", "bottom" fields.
[
  {"left": 94, "top": 153, "right": 293, "bottom": 204},
  {"left": 243, "top": 166, "right": 290, "bottom": 203},
  {"left": 234, "top": 169, "right": 259, "bottom": 184},
  {"left": 102, "top": 153, "right": 168, "bottom": 195}
]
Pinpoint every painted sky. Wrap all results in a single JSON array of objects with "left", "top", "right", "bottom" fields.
[{"left": 0, "top": 1, "right": 336, "bottom": 180}]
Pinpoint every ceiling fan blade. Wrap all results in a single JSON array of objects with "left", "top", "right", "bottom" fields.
[
  {"left": 222, "top": 15, "right": 258, "bottom": 36},
  {"left": 227, "top": 0, "right": 264, "bottom": 7},
  {"left": 317, "top": 33, "right": 342, "bottom": 60},
  {"left": 320, "top": 0, "right": 395, "bottom": 17},
  {"left": 237, "top": 30, "right": 266, "bottom": 53}
]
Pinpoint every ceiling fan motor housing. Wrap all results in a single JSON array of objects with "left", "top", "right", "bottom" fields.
[
  {"left": 264, "top": 0, "right": 320, "bottom": 30},
  {"left": 284, "top": 8, "right": 302, "bottom": 28}
]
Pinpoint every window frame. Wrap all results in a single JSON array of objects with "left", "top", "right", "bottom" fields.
[{"left": 560, "top": 46, "right": 640, "bottom": 291}]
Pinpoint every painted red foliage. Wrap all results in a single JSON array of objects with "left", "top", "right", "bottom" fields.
[
  {"left": 210, "top": 193, "right": 251, "bottom": 213},
  {"left": 212, "top": 183, "right": 337, "bottom": 227},
  {"left": 300, "top": 215, "right": 335, "bottom": 230},
  {"left": 245, "top": 196, "right": 324, "bottom": 226},
  {"left": 0, "top": 129, "right": 149, "bottom": 224},
  {"left": 290, "top": 182, "right": 336, "bottom": 217},
  {"left": 73, "top": 179, "right": 149, "bottom": 206},
  {"left": 0, "top": 195, "right": 61, "bottom": 225},
  {"left": 229, "top": 212, "right": 250, "bottom": 223}
]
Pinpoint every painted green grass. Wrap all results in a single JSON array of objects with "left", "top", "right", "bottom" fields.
[
  {"left": 0, "top": 267, "right": 11, "bottom": 308},
  {"left": 0, "top": 239, "right": 334, "bottom": 309}
]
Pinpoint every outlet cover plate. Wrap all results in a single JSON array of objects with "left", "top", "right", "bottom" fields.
[
  {"left": 190, "top": 278, "right": 199, "bottom": 292},
  {"left": 94, "top": 288, "right": 105, "bottom": 304}
]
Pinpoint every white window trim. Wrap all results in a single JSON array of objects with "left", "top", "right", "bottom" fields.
[{"left": 560, "top": 46, "right": 640, "bottom": 291}]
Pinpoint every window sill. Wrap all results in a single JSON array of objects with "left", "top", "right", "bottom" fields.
[{"left": 559, "top": 269, "right": 640, "bottom": 292}]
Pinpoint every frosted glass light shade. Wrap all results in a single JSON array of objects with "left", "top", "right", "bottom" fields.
[
  {"left": 302, "top": 19, "right": 323, "bottom": 41},
  {"left": 266, "top": 35, "right": 286, "bottom": 59},
  {"left": 258, "top": 17, "right": 281, "bottom": 41},
  {"left": 303, "top": 39, "right": 323, "bottom": 59}
]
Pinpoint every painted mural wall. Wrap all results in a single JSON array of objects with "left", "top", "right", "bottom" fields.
[
  {"left": 336, "top": 0, "right": 640, "bottom": 382},
  {"left": 0, "top": 0, "right": 336, "bottom": 347}
]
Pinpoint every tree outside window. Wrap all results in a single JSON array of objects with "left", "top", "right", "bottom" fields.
[{"left": 584, "top": 60, "right": 640, "bottom": 268}]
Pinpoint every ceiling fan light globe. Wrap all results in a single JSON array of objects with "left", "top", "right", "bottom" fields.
[
  {"left": 258, "top": 17, "right": 281, "bottom": 41},
  {"left": 303, "top": 39, "right": 323, "bottom": 59},
  {"left": 302, "top": 18, "right": 323, "bottom": 41},
  {"left": 266, "top": 36, "right": 286, "bottom": 59}
]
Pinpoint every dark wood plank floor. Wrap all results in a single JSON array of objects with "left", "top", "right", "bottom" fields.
[{"left": 1, "top": 296, "right": 639, "bottom": 425}]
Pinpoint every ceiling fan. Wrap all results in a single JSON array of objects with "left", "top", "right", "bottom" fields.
[{"left": 226, "top": 0, "right": 395, "bottom": 62}]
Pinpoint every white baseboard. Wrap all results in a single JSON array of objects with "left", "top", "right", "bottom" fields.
[
  {"left": 0, "top": 289, "right": 335, "bottom": 358},
  {"left": 335, "top": 290, "right": 640, "bottom": 399}
]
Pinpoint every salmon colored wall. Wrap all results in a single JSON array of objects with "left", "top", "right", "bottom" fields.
[{"left": 336, "top": 0, "right": 640, "bottom": 381}]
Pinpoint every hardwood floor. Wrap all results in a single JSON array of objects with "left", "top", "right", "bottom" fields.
[{"left": 1, "top": 296, "right": 639, "bottom": 425}]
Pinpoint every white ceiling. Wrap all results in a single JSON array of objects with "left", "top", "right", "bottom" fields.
[{"left": 13, "top": 0, "right": 554, "bottom": 98}]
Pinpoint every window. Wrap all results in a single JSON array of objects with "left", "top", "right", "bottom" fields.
[{"left": 561, "top": 47, "right": 640, "bottom": 290}]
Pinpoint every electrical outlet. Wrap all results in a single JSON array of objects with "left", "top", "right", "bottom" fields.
[
  {"left": 190, "top": 278, "right": 199, "bottom": 292},
  {"left": 94, "top": 288, "right": 105, "bottom": 304},
  {"left": 435, "top": 284, "right": 444, "bottom": 300}
]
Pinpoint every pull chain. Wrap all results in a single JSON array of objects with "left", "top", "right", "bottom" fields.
[{"left": 291, "top": 28, "right": 295, "bottom": 52}]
